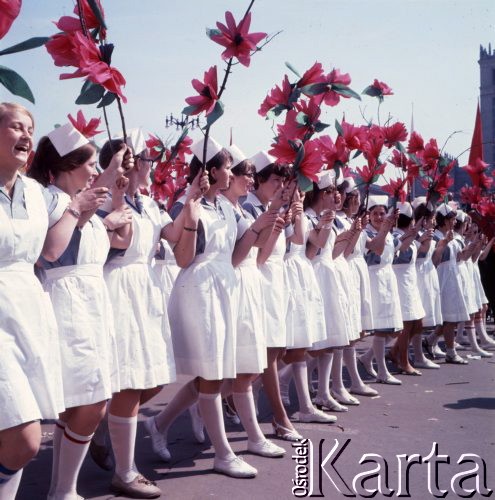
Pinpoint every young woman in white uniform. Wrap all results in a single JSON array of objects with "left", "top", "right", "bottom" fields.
[
  {"left": 146, "top": 138, "right": 258, "bottom": 478},
  {"left": 358, "top": 196, "right": 403, "bottom": 385},
  {"left": 0, "top": 103, "right": 106, "bottom": 499},
  {"left": 28, "top": 127, "right": 134, "bottom": 500}
]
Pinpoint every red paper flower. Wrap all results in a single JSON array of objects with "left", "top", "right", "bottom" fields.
[
  {"left": 210, "top": 11, "right": 266, "bottom": 67},
  {"left": 372, "top": 79, "right": 393, "bottom": 96},
  {"left": 146, "top": 134, "right": 164, "bottom": 154},
  {"left": 460, "top": 185, "right": 483, "bottom": 205},
  {"left": 68, "top": 110, "right": 102, "bottom": 138},
  {"left": 356, "top": 163, "right": 385, "bottom": 184},
  {"left": 475, "top": 197, "right": 495, "bottom": 217},
  {"left": 382, "top": 177, "right": 407, "bottom": 203},
  {"left": 45, "top": 32, "right": 81, "bottom": 67},
  {"left": 297, "top": 139, "right": 323, "bottom": 182},
  {"left": 171, "top": 135, "right": 193, "bottom": 163},
  {"left": 463, "top": 159, "right": 493, "bottom": 190},
  {"left": 258, "top": 75, "right": 293, "bottom": 117},
  {"left": 422, "top": 138, "right": 440, "bottom": 170},
  {"left": 74, "top": 0, "right": 105, "bottom": 30},
  {"left": 407, "top": 131, "right": 424, "bottom": 154},
  {"left": 297, "top": 61, "right": 325, "bottom": 88},
  {"left": 339, "top": 121, "right": 365, "bottom": 151},
  {"left": 185, "top": 66, "right": 218, "bottom": 115},
  {"left": 0, "top": 0, "right": 21, "bottom": 40},
  {"left": 382, "top": 122, "right": 407, "bottom": 148},
  {"left": 320, "top": 68, "right": 351, "bottom": 106}
]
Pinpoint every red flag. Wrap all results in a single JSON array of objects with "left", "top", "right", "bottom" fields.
[{"left": 468, "top": 103, "right": 483, "bottom": 166}]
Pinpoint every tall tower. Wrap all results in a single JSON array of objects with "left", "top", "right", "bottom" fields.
[{"left": 479, "top": 44, "right": 495, "bottom": 168}]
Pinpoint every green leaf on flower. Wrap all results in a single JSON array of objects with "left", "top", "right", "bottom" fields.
[
  {"left": 181, "top": 105, "right": 197, "bottom": 116},
  {"left": 333, "top": 164, "right": 341, "bottom": 181},
  {"left": 295, "top": 112, "right": 309, "bottom": 127},
  {"left": 292, "top": 141, "right": 305, "bottom": 171},
  {"left": 362, "top": 85, "right": 382, "bottom": 97},
  {"left": 285, "top": 61, "right": 301, "bottom": 78},
  {"left": 371, "top": 174, "right": 380, "bottom": 184},
  {"left": 0, "top": 65, "right": 35, "bottom": 103},
  {"left": 353, "top": 150, "right": 362, "bottom": 159},
  {"left": 76, "top": 80, "right": 105, "bottom": 104},
  {"left": 409, "top": 152, "right": 422, "bottom": 166},
  {"left": 97, "top": 91, "right": 117, "bottom": 108},
  {"left": 300, "top": 82, "right": 329, "bottom": 96},
  {"left": 314, "top": 121, "right": 330, "bottom": 133},
  {"left": 395, "top": 141, "right": 406, "bottom": 154},
  {"left": 206, "top": 27, "right": 222, "bottom": 39},
  {"left": 169, "top": 127, "right": 189, "bottom": 162},
  {"left": 297, "top": 172, "right": 313, "bottom": 192},
  {"left": 206, "top": 100, "right": 224, "bottom": 126},
  {"left": 334, "top": 119, "right": 343, "bottom": 136},
  {"left": 0, "top": 37, "right": 50, "bottom": 57},
  {"left": 332, "top": 83, "right": 361, "bottom": 100},
  {"left": 288, "top": 87, "right": 301, "bottom": 105},
  {"left": 267, "top": 104, "right": 289, "bottom": 119},
  {"left": 87, "top": 0, "right": 107, "bottom": 29}
]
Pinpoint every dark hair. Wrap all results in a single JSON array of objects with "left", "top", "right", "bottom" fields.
[
  {"left": 303, "top": 182, "right": 329, "bottom": 210},
  {"left": 231, "top": 159, "right": 255, "bottom": 177},
  {"left": 187, "top": 148, "right": 232, "bottom": 185},
  {"left": 99, "top": 139, "right": 125, "bottom": 169},
  {"left": 342, "top": 189, "right": 358, "bottom": 210},
  {"left": 413, "top": 203, "right": 433, "bottom": 221},
  {"left": 397, "top": 213, "right": 412, "bottom": 229},
  {"left": 435, "top": 211, "right": 455, "bottom": 228},
  {"left": 454, "top": 219, "right": 463, "bottom": 231},
  {"left": 337, "top": 180, "right": 350, "bottom": 195},
  {"left": 28, "top": 136, "right": 95, "bottom": 187},
  {"left": 253, "top": 163, "right": 290, "bottom": 190}
]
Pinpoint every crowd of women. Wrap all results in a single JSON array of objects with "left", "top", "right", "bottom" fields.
[{"left": 1, "top": 101, "right": 494, "bottom": 500}]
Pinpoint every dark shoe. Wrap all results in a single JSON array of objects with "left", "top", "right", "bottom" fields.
[
  {"left": 89, "top": 439, "right": 114, "bottom": 471},
  {"left": 422, "top": 338, "right": 435, "bottom": 359}
]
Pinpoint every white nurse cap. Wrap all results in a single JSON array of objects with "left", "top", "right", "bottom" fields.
[
  {"left": 226, "top": 144, "right": 246, "bottom": 169},
  {"left": 250, "top": 150, "right": 276, "bottom": 173},
  {"left": 47, "top": 123, "right": 89, "bottom": 157},
  {"left": 190, "top": 136, "right": 223, "bottom": 163}
]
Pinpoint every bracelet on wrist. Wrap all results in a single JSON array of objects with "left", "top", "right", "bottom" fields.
[
  {"left": 184, "top": 226, "right": 198, "bottom": 232},
  {"left": 250, "top": 226, "right": 261, "bottom": 236},
  {"left": 66, "top": 205, "right": 81, "bottom": 219}
]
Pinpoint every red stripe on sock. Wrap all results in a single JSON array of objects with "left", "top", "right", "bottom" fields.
[{"left": 63, "top": 430, "right": 90, "bottom": 445}]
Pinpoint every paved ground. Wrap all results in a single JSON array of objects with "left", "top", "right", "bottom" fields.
[{"left": 19, "top": 334, "right": 495, "bottom": 500}]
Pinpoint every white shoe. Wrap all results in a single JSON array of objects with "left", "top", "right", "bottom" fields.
[
  {"left": 349, "top": 384, "right": 379, "bottom": 397},
  {"left": 331, "top": 389, "right": 360, "bottom": 406},
  {"left": 189, "top": 403, "right": 205, "bottom": 443},
  {"left": 471, "top": 348, "right": 493, "bottom": 358},
  {"left": 247, "top": 439, "right": 286, "bottom": 458},
  {"left": 144, "top": 416, "right": 171, "bottom": 462},
  {"left": 414, "top": 358, "right": 440, "bottom": 369},
  {"left": 223, "top": 398, "right": 241, "bottom": 425},
  {"left": 299, "top": 408, "right": 337, "bottom": 423},
  {"left": 358, "top": 357, "right": 377, "bottom": 378},
  {"left": 313, "top": 395, "right": 348, "bottom": 412},
  {"left": 432, "top": 345, "right": 446, "bottom": 358},
  {"left": 480, "top": 338, "right": 495, "bottom": 350},
  {"left": 214, "top": 455, "right": 257, "bottom": 478},
  {"left": 376, "top": 374, "right": 402, "bottom": 385}
]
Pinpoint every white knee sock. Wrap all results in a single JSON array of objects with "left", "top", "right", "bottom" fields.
[
  {"left": 359, "top": 346, "right": 374, "bottom": 364},
  {"left": 412, "top": 334, "right": 428, "bottom": 363},
  {"left": 373, "top": 337, "right": 391, "bottom": 379},
  {"left": 292, "top": 361, "right": 314, "bottom": 413},
  {"left": 343, "top": 346, "right": 365, "bottom": 389},
  {"left": 155, "top": 380, "right": 198, "bottom": 434},
  {"left": 0, "top": 466, "right": 22, "bottom": 499},
  {"left": 476, "top": 321, "right": 495, "bottom": 345},
  {"left": 53, "top": 427, "right": 92, "bottom": 498},
  {"left": 232, "top": 388, "right": 265, "bottom": 444},
  {"left": 48, "top": 419, "right": 65, "bottom": 497},
  {"left": 198, "top": 393, "right": 235, "bottom": 461},
  {"left": 277, "top": 362, "right": 293, "bottom": 402},
  {"left": 456, "top": 321, "right": 466, "bottom": 343},
  {"left": 330, "top": 349, "right": 345, "bottom": 393},
  {"left": 466, "top": 325, "right": 482, "bottom": 352},
  {"left": 108, "top": 414, "right": 138, "bottom": 483},
  {"left": 316, "top": 353, "right": 333, "bottom": 399}
]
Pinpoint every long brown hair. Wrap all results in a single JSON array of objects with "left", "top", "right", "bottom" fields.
[{"left": 28, "top": 136, "right": 96, "bottom": 187}]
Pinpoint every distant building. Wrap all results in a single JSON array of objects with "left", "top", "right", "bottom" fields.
[{"left": 479, "top": 44, "right": 495, "bottom": 169}]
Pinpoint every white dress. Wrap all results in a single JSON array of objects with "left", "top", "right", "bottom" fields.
[
  {"left": 472, "top": 259, "right": 488, "bottom": 305},
  {"left": 102, "top": 194, "right": 176, "bottom": 389},
  {"left": 153, "top": 239, "right": 180, "bottom": 305},
  {"left": 364, "top": 224, "right": 403, "bottom": 331},
  {"left": 0, "top": 175, "right": 65, "bottom": 430},
  {"left": 392, "top": 229, "right": 425, "bottom": 322},
  {"left": 454, "top": 234, "right": 478, "bottom": 315},
  {"left": 168, "top": 198, "right": 238, "bottom": 379},
  {"left": 41, "top": 185, "right": 119, "bottom": 408},
  {"left": 284, "top": 216, "right": 326, "bottom": 348},
  {"left": 243, "top": 192, "right": 288, "bottom": 348},
  {"left": 415, "top": 232, "right": 443, "bottom": 327},
  {"left": 306, "top": 208, "right": 351, "bottom": 349},
  {"left": 228, "top": 200, "right": 267, "bottom": 374},
  {"left": 433, "top": 229, "right": 470, "bottom": 323}
]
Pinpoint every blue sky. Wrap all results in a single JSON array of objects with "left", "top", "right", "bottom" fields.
[{"left": 1, "top": 0, "right": 494, "bottom": 172}]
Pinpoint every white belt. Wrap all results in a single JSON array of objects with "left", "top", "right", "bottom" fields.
[{"left": 45, "top": 263, "right": 103, "bottom": 280}]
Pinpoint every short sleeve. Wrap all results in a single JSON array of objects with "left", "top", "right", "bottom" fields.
[
  {"left": 160, "top": 210, "right": 173, "bottom": 228},
  {"left": 236, "top": 215, "right": 250, "bottom": 241},
  {"left": 242, "top": 201, "right": 259, "bottom": 219},
  {"left": 42, "top": 188, "right": 70, "bottom": 228}
]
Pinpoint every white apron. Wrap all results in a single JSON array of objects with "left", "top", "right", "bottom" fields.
[
  {"left": 365, "top": 225, "right": 403, "bottom": 331},
  {"left": 284, "top": 216, "right": 326, "bottom": 348},
  {"left": 0, "top": 177, "right": 64, "bottom": 429},
  {"left": 42, "top": 187, "right": 119, "bottom": 407},
  {"left": 168, "top": 199, "right": 238, "bottom": 379},
  {"left": 392, "top": 229, "right": 425, "bottom": 322},
  {"left": 306, "top": 209, "right": 351, "bottom": 349},
  {"left": 434, "top": 230, "right": 470, "bottom": 323},
  {"left": 153, "top": 239, "right": 180, "bottom": 306},
  {"left": 103, "top": 195, "right": 176, "bottom": 389},
  {"left": 472, "top": 260, "right": 488, "bottom": 305},
  {"left": 416, "top": 236, "right": 443, "bottom": 327}
]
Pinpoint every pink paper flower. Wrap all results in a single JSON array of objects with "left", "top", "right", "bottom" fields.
[
  {"left": 210, "top": 11, "right": 266, "bottom": 67},
  {"left": 382, "top": 178, "right": 407, "bottom": 203},
  {"left": 258, "top": 75, "right": 293, "bottom": 117},
  {"left": 68, "top": 110, "right": 102, "bottom": 138},
  {"left": 371, "top": 79, "right": 393, "bottom": 96},
  {"left": 0, "top": 0, "right": 21, "bottom": 40},
  {"left": 184, "top": 66, "right": 219, "bottom": 115}
]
